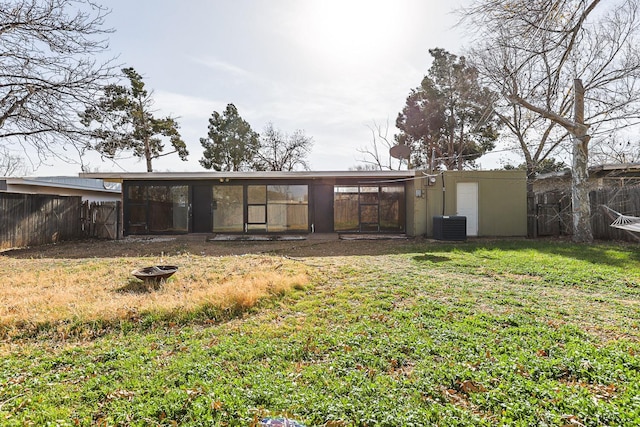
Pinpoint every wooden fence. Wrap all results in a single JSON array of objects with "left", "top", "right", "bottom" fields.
[
  {"left": 0, "top": 193, "right": 121, "bottom": 250},
  {"left": 0, "top": 193, "right": 83, "bottom": 250},
  {"left": 535, "top": 184, "right": 640, "bottom": 241}
]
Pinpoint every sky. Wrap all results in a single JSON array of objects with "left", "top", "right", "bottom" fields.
[{"left": 32, "top": 0, "right": 515, "bottom": 175}]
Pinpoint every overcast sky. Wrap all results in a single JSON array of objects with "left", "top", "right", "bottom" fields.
[{"left": 34, "top": 0, "right": 514, "bottom": 175}]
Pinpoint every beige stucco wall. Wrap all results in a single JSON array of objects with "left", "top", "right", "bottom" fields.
[
  {"left": 405, "top": 174, "right": 428, "bottom": 236},
  {"left": 423, "top": 170, "right": 527, "bottom": 237}
]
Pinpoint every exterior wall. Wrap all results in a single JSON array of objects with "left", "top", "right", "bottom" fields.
[
  {"left": 425, "top": 170, "right": 527, "bottom": 237},
  {"left": 101, "top": 170, "right": 528, "bottom": 238},
  {"left": 425, "top": 174, "right": 445, "bottom": 236},
  {"left": 122, "top": 177, "right": 412, "bottom": 236},
  {"left": 405, "top": 177, "right": 428, "bottom": 236}
]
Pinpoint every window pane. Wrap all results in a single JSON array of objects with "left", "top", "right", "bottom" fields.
[
  {"left": 129, "top": 205, "right": 146, "bottom": 224},
  {"left": 147, "top": 186, "right": 169, "bottom": 202},
  {"left": 334, "top": 187, "right": 359, "bottom": 231},
  {"left": 334, "top": 186, "right": 358, "bottom": 194},
  {"left": 359, "top": 186, "right": 379, "bottom": 204},
  {"left": 128, "top": 185, "right": 145, "bottom": 202},
  {"left": 248, "top": 185, "right": 266, "bottom": 204},
  {"left": 213, "top": 185, "right": 244, "bottom": 232},
  {"left": 267, "top": 185, "right": 308, "bottom": 232},
  {"left": 248, "top": 205, "right": 266, "bottom": 223},
  {"left": 360, "top": 204, "right": 379, "bottom": 224},
  {"left": 380, "top": 186, "right": 405, "bottom": 231},
  {"left": 170, "top": 186, "right": 189, "bottom": 232},
  {"left": 148, "top": 185, "right": 188, "bottom": 233}
]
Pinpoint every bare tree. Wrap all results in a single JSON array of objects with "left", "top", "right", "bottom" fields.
[
  {"left": 0, "top": 147, "right": 30, "bottom": 176},
  {"left": 0, "top": 0, "right": 113, "bottom": 165},
  {"left": 590, "top": 135, "right": 640, "bottom": 165},
  {"left": 254, "top": 123, "right": 313, "bottom": 171},
  {"left": 356, "top": 120, "right": 407, "bottom": 171},
  {"left": 461, "top": 0, "right": 640, "bottom": 242}
]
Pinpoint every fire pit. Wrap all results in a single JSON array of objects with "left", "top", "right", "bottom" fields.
[{"left": 131, "top": 265, "right": 178, "bottom": 282}]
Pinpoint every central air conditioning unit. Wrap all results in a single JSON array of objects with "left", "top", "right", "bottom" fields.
[{"left": 432, "top": 216, "right": 467, "bottom": 241}]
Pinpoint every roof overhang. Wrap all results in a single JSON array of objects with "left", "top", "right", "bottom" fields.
[
  {"left": 80, "top": 170, "right": 419, "bottom": 183},
  {"left": 1, "top": 177, "right": 121, "bottom": 193}
]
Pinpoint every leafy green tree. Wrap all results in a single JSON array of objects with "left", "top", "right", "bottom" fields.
[
  {"left": 81, "top": 67, "right": 188, "bottom": 172},
  {"left": 199, "top": 104, "right": 260, "bottom": 171},
  {"left": 396, "top": 48, "right": 499, "bottom": 170}
]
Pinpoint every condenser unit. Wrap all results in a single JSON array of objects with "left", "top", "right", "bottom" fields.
[{"left": 432, "top": 216, "right": 467, "bottom": 241}]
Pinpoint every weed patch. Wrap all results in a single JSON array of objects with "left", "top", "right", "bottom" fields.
[{"left": 0, "top": 254, "right": 311, "bottom": 340}]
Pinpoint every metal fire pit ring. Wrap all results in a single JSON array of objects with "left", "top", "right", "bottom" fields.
[{"left": 131, "top": 265, "right": 178, "bottom": 282}]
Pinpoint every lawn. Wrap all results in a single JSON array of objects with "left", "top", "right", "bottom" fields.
[{"left": 1, "top": 238, "right": 639, "bottom": 426}]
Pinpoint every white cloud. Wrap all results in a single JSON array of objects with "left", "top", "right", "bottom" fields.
[
  {"left": 189, "top": 56, "right": 254, "bottom": 79},
  {"left": 153, "top": 91, "right": 222, "bottom": 121}
]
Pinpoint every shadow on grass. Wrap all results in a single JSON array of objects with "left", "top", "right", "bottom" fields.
[
  {"left": 412, "top": 254, "right": 451, "bottom": 263},
  {"left": 412, "top": 239, "right": 640, "bottom": 269},
  {"left": 2, "top": 236, "right": 637, "bottom": 268},
  {"left": 116, "top": 278, "right": 164, "bottom": 294}
]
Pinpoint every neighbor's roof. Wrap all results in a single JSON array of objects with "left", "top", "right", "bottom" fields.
[
  {"left": 1, "top": 176, "right": 121, "bottom": 192},
  {"left": 79, "top": 170, "right": 419, "bottom": 183},
  {"left": 537, "top": 163, "right": 640, "bottom": 180}
]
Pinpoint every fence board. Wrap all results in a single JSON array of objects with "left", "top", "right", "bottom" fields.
[
  {"left": 535, "top": 185, "right": 640, "bottom": 241},
  {"left": 0, "top": 193, "right": 83, "bottom": 250}
]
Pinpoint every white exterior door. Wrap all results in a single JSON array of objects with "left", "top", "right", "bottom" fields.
[{"left": 456, "top": 182, "right": 478, "bottom": 236}]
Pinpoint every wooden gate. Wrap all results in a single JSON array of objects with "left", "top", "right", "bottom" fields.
[{"left": 81, "top": 201, "right": 121, "bottom": 239}]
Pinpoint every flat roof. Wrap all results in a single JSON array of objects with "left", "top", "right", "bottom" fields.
[
  {"left": 80, "top": 170, "right": 419, "bottom": 183},
  {"left": 1, "top": 176, "right": 121, "bottom": 193}
]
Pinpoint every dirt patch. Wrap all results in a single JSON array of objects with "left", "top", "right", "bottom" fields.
[{"left": 0, "top": 236, "right": 427, "bottom": 259}]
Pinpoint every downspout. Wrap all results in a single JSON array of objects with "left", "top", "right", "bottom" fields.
[{"left": 441, "top": 172, "right": 446, "bottom": 216}]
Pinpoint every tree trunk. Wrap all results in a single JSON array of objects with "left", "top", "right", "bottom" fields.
[
  {"left": 571, "top": 135, "right": 592, "bottom": 242},
  {"left": 526, "top": 163, "right": 537, "bottom": 238},
  {"left": 571, "top": 79, "right": 593, "bottom": 243},
  {"left": 144, "top": 136, "right": 153, "bottom": 172}
]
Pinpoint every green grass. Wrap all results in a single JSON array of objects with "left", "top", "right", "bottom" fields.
[{"left": 2, "top": 240, "right": 640, "bottom": 426}]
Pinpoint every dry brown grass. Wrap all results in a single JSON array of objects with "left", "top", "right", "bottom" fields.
[{"left": 0, "top": 253, "right": 311, "bottom": 334}]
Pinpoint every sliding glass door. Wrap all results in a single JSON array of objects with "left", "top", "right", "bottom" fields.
[{"left": 125, "top": 185, "right": 189, "bottom": 234}]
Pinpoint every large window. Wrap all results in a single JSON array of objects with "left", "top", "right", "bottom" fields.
[
  {"left": 213, "top": 185, "right": 244, "bottom": 232},
  {"left": 267, "top": 185, "right": 308, "bottom": 232},
  {"left": 380, "top": 185, "right": 405, "bottom": 232},
  {"left": 148, "top": 186, "right": 188, "bottom": 233},
  {"left": 334, "top": 185, "right": 405, "bottom": 232},
  {"left": 128, "top": 185, "right": 148, "bottom": 234},
  {"left": 333, "top": 186, "right": 359, "bottom": 231},
  {"left": 213, "top": 184, "right": 308, "bottom": 233},
  {"left": 126, "top": 185, "right": 188, "bottom": 233}
]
